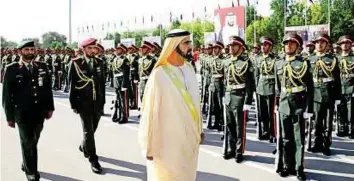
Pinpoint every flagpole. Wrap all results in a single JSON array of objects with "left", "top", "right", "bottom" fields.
[
  {"left": 254, "top": 2, "right": 257, "bottom": 44},
  {"left": 328, "top": 0, "right": 331, "bottom": 36}
]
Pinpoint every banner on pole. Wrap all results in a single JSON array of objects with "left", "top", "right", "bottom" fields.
[
  {"left": 214, "top": 6, "right": 245, "bottom": 45},
  {"left": 121, "top": 38, "right": 136, "bottom": 47},
  {"left": 285, "top": 24, "right": 329, "bottom": 47},
  {"left": 143, "top": 36, "right": 161, "bottom": 46},
  {"left": 100, "top": 40, "right": 115, "bottom": 49}
]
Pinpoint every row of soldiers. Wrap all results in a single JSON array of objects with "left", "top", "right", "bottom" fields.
[
  {"left": 1, "top": 47, "right": 74, "bottom": 92},
  {"left": 199, "top": 33, "right": 354, "bottom": 181}
]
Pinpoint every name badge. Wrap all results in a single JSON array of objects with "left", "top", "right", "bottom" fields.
[{"left": 38, "top": 77, "right": 43, "bottom": 87}]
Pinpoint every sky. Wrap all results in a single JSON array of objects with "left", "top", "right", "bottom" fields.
[{"left": 0, "top": 0, "right": 271, "bottom": 43}]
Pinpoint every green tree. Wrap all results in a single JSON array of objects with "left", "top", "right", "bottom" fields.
[
  {"left": 1, "top": 36, "right": 18, "bottom": 48},
  {"left": 41, "top": 32, "right": 67, "bottom": 48},
  {"left": 267, "top": 0, "right": 286, "bottom": 47},
  {"left": 152, "top": 25, "right": 168, "bottom": 43}
]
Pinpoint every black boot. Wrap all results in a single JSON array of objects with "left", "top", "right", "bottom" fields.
[
  {"left": 296, "top": 170, "right": 307, "bottom": 181},
  {"left": 223, "top": 152, "right": 235, "bottom": 160},
  {"left": 323, "top": 147, "right": 331, "bottom": 156},
  {"left": 90, "top": 160, "right": 103, "bottom": 174},
  {"left": 235, "top": 154, "right": 243, "bottom": 163}
]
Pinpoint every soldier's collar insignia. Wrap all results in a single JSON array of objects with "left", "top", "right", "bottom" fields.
[{"left": 286, "top": 55, "right": 296, "bottom": 62}]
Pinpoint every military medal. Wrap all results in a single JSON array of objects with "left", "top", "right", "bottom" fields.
[{"left": 38, "top": 77, "right": 43, "bottom": 87}]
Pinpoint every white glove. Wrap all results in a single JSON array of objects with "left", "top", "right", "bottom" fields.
[
  {"left": 335, "top": 100, "right": 341, "bottom": 106},
  {"left": 133, "top": 80, "right": 138, "bottom": 83},
  {"left": 243, "top": 104, "right": 252, "bottom": 111},
  {"left": 121, "top": 88, "right": 127, "bottom": 91},
  {"left": 303, "top": 113, "right": 313, "bottom": 119}
]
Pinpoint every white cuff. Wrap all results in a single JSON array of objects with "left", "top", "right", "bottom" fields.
[
  {"left": 243, "top": 104, "right": 252, "bottom": 111},
  {"left": 121, "top": 88, "right": 127, "bottom": 91}
]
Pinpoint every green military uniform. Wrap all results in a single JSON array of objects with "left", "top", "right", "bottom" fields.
[
  {"left": 68, "top": 38, "right": 105, "bottom": 174},
  {"left": 254, "top": 36, "right": 278, "bottom": 142},
  {"left": 95, "top": 43, "right": 107, "bottom": 115},
  {"left": 2, "top": 40, "right": 55, "bottom": 181},
  {"left": 128, "top": 47, "right": 140, "bottom": 109},
  {"left": 139, "top": 41, "right": 157, "bottom": 101},
  {"left": 63, "top": 48, "right": 74, "bottom": 93},
  {"left": 307, "top": 34, "right": 341, "bottom": 155},
  {"left": 52, "top": 51, "right": 62, "bottom": 90},
  {"left": 111, "top": 44, "right": 131, "bottom": 124},
  {"left": 207, "top": 42, "right": 225, "bottom": 130},
  {"left": 200, "top": 44, "right": 213, "bottom": 114},
  {"left": 303, "top": 42, "right": 316, "bottom": 58},
  {"left": 44, "top": 50, "right": 53, "bottom": 79},
  {"left": 337, "top": 35, "right": 354, "bottom": 138},
  {"left": 274, "top": 33, "right": 313, "bottom": 181},
  {"left": 223, "top": 36, "right": 254, "bottom": 163}
]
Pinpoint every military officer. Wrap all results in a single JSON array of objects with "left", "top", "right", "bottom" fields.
[
  {"left": 128, "top": 45, "right": 140, "bottom": 109},
  {"left": 254, "top": 36, "right": 278, "bottom": 143},
  {"left": 223, "top": 36, "right": 254, "bottom": 163},
  {"left": 63, "top": 47, "right": 74, "bottom": 93},
  {"left": 139, "top": 41, "right": 156, "bottom": 101},
  {"left": 94, "top": 43, "right": 107, "bottom": 115},
  {"left": 250, "top": 43, "right": 261, "bottom": 63},
  {"left": 333, "top": 44, "right": 341, "bottom": 56},
  {"left": 68, "top": 38, "right": 105, "bottom": 174},
  {"left": 111, "top": 44, "right": 131, "bottom": 124},
  {"left": 308, "top": 33, "right": 341, "bottom": 155},
  {"left": 153, "top": 42, "right": 162, "bottom": 57},
  {"left": 52, "top": 49, "right": 62, "bottom": 90},
  {"left": 337, "top": 35, "right": 354, "bottom": 139},
  {"left": 304, "top": 41, "right": 316, "bottom": 57},
  {"left": 274, "top": 33, "right": 313, "bottom": 181},
  {"left": 207, "top": 41, "right": 226, "bottom": 131},
  {"left": 2, "top": 40, "right": 54, "bottom": 181},
  {"left": 200, "top": 44, "right": 213, "bottom": 115},
  {"left": 44, "top": 49, "right": 53, "bottom": 80}
]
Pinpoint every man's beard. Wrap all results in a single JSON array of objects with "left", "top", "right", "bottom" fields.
[
  {"left": 85, "top": 53, "right": 94, "bottom": 58},
  {"left": 23, "top": 54, "right": 35, "bottom": 60},
  {"left": 176, "top": 46, "right": 192, "bottom": 59}
]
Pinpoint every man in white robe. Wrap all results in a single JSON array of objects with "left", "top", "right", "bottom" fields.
[{"left": 138, "top": 29, "right": 204, "bottom": 181}]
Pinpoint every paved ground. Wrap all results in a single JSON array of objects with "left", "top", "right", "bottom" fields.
[{"left": 1, "top": 84, "right": 354, "bottom": 181}]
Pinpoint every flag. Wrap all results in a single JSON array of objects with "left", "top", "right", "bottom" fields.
[
  {"left": 204, "top": 6, "right": 207, "bottom": 18},
  {"left": 135, "top": 16, "right": 137, "bottom": 24},
  {"left": 192, "top": 11, "right": 195, "bottom": 19},
  {"left": 232, "top": 1, "right": 235, "bottom": 7},
  {"left": 237, "top": 0, "right": 240, "bottom": 6},
  {"left": 180, "top": 14, "right": 183, "bottom": 21},
  {"left": 87, "top": 25, "right": 89, "bottom": 32},
  {"left": 120, "top": 20, "right": 123, "bottom": 27},
  {"left": 151, "top": 15, "right": 153, "bottom": 23},
  {"left": 143, "top": 16, "right": 145, "bottom": 24},
  {"left": 92, "top": 25, "right": 94, "bottom": 31}
]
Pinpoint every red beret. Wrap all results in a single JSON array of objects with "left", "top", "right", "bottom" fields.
[
  {"left": 141, "top": 41, "right": 154, "bottom": 50},
  {"left": 81, "top": 38, "right": 97, "bottom": 47},
  {"left": 96, "top": 43, "right": 104, "bottom": 51},
  {"left": 116, "top": 43, "right": 128, "bottom": 52}
]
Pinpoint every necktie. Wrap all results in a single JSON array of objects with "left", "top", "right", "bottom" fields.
[{"left": 27, "top": 63, "right": 33, "bottom": 73}]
